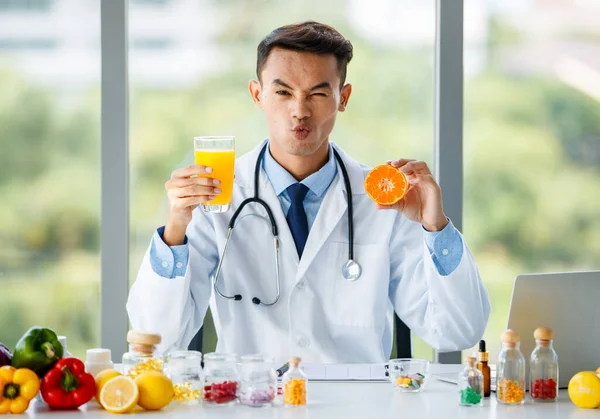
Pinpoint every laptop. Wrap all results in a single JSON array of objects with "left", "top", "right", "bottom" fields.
[{"left": 434, "top": 270, "right": 600, "bottom": 389}]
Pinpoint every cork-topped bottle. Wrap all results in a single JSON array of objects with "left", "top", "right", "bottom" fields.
[
  {"left": 283, "top": 356, "right": 307, "bottom": 406},
  {"left": 496, "top": 329, "right": 525, "bottom": 405},
  {"left": 458, "top": 356, "right": 484, "bottom": 406},
  {"left": 529, "top": 327, "right": 558, "bottom": 402}
]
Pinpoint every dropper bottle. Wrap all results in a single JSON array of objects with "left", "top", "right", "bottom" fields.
[{"left": 476, "top": 340, "right": 491, "bottom": 397}]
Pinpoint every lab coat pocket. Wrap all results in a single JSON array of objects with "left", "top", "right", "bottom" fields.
[{"left": 329, "top": 241, "right": 390, "bottom": 328}]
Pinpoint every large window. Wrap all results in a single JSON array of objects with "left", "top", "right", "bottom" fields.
[
  {"left": 0, "top": 0, "right": 100, "bottom": 357},
  {"left": 128, "top": 0, "right": 436, "bottom": 357},
  {"left": 463, "top": 0, "right": 600, "bottom": 359}
]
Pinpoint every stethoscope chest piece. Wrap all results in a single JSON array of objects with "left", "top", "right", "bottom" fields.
[{"left": 343, "top": 259, "right": 361, "bottom": 281}]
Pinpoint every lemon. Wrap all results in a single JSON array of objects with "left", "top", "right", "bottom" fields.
[
  {"left": 99, "top": 375, "right": 139, "bottom": 414},
  {"left": 568, "top": 371, "right": 600, "bottom": 409},
  {"left": 95, "top": 369, "right": 122, "bottom": 403},
  {"left": 134, "top": 371, "right": 174, "bottom": 411}
]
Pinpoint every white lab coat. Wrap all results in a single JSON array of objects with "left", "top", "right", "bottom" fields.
[{"left": 127, "top": 140, "right": 491, "bottom": 364}]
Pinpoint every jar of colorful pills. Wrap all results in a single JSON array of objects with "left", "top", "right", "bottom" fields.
[
  {"left": 458, "top": 356, "right": 484, "bottom": 406},
  {"left": 283, "top": 356, "right": 307, "bottom": 406},
  {"left": 388, "top": 359, "right": 429, "bottom": 392},
  {"left": 165, "top": 350, "right": 203, "bottom": 404},
  {"left": 203, "top": 352, "right": 239, "bottom": 405},
  {"left": 529, "top": 327, "right": 558, "bottom": 402},
  {"left": 239, "top": 354, "right": 277, "bottom": 407},
  {"left": 496, "top": 329, "right": 526, "bottom": 405}
]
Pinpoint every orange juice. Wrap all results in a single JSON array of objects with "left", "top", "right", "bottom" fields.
[{"left": 194, "top": 150, "right": 235, "bottom": 205}]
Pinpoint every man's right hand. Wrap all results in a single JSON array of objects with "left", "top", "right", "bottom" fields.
[{"left": 163, "top": 165, "right": 221, "bottom": 246}]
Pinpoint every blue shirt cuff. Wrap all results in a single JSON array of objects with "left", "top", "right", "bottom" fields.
[
  {"left": 149, "top": 226, "right": 189, "bottom": 278},
  {"left": 422, "top": 219, "right": 464, "bottom": 276}
]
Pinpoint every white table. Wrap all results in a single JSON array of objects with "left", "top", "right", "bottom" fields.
[{"left": 26, "top": 364, "right": 594, "bottom": 418}]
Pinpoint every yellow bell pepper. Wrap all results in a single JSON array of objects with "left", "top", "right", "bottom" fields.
[{"left": 0, "top": 366, "right": 40, "bottom": 414}]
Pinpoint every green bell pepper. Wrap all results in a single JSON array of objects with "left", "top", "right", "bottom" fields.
[{"left": 11, "top": 327, "right": 63, "bottom": 377}]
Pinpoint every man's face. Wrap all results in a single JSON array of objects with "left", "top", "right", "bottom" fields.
[{"left": 249, "top": 48, "right": 352, "bottom": 157}]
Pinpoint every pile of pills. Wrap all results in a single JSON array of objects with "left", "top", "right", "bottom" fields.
[
  {"left": 395, "top": 373, "right": 425, "bottom": 390},
  {"left": 204, "top": 381, "right": 238, "bottom": 404},
  {"left": 460, "top": 387, "right": 483, "bottom": 405},
  {"left": 126, "top": 358, "right": 163, "bottom": 378},
  {"left": 240, "top": 387, "right": 276, "bottom": 406},
  {"left": 173, "top": 381, "right": 202, "bottom": 402},
  {"left": 497, "top": 378, "right": 525, "bottom": 403},
  {"left": 284, "top": 378, "right": 307, "bottom": 406},
  {"left": 530, "top": 379, "right": 557, "bottom": 400}
]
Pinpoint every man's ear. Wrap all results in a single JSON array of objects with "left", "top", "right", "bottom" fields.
[
  {"left": 249, "top": 80, "right": 263, "bottom": 109},
  {"left": 338, "top": 83, "right": 352, "bottom": 112}
]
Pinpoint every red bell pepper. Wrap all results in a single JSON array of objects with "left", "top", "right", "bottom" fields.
[{"left": 40, "top": 357, "right": 96, "bottom": 409}]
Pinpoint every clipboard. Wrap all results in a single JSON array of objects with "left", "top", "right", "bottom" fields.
[{"left": 283, "top": 363, "right": 390, "bottom": 382}]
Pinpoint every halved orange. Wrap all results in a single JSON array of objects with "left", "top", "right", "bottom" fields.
[{"left": 364, "top": 164, "right": 409, "bottom": 205}]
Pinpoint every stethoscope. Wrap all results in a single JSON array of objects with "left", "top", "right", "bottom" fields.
[{"left": 213, "top": 143, "right": 362, "bottom": 307}]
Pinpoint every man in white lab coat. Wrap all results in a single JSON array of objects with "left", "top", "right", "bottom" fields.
[{"left": 127, "top": 21, "right": 491, "bottom": 363}]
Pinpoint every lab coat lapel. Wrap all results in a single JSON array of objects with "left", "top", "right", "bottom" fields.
[{"left": 296, "top": 173, "right": 347, "bottom": 280}]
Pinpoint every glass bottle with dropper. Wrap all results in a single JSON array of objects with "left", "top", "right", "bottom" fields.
[{"left": 476, "top": 340, "right": 491, "bottom": 397}]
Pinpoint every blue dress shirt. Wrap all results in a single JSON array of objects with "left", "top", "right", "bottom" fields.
[{"left": 149, "top": 143, "right": 464, "bottom": 278}]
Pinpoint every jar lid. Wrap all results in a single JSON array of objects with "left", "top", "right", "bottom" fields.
[
  {"left": 534, "top": 327, "right": 554, "bottom": 341},
  {"left": 127, "top": 331, "right": 161, "bottom": 346},
  {"left": 166, "top": 350, "right": 202, "bottom": 368},
  {"left": 86, "top": 348, "right": 112, "bottom": 363},
  {"left": 500, "top": 329, "right": 520, "bottom": 344},
  {"left": 204, "top": 352, "right": 237, "bottom": 362},
  {"left": 240, "top": 354, "right": 274, "bottom": 363}
]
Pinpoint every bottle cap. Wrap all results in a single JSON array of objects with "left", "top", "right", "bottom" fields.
[
  {"left": 86, "top": 348, "right": 112, "bottom": 363},
  {"left": 534, "top": 327, "right": 554, "bottom": 341},
  {"left": 127, "top": 331, "right": 161, "bottom": 346},
  {"left": 500, "top": 329, "right": 520, "bottom": 344},
  {"left": 58, "top": 336, "right": 68, "bottom": 351},
  {"left": 467, "top": 356, "right": 476, "bottom": 366},
  {"left": 479, "top": 340, "right": 486, "bottom": 352},
  {"left": 289, "top": 356, "right": 301, "bottom": 368}
]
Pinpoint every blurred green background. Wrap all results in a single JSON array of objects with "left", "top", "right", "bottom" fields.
[{"left": 1, "top": 0, "right": 599, "bottom": 362}]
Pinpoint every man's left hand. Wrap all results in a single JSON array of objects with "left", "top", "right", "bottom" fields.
[{"left": 376, "top": 159, "right": 448, "bottom": 232}]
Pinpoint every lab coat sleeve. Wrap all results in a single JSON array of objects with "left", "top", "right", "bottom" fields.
[
  {"left": 388, "top": 215, "right": 491, "bottom": 352},
  {"left": 126, "top": 209, "right": 219, "bottom": 354}
]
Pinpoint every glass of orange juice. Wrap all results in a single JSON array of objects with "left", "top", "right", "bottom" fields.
[{"left": 194, "top": 136, "right": 235, "bottom": 213}]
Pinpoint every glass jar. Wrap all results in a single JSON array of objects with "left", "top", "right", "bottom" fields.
[
  {"left": 388, "top": 358, "right": 429, "bottom": 392},
  {"left": 203, "top": 353, "right": 239, "bottom": 405},
  {"left": 496, "top": 329, "right": 525, "bottom": 405},
  {"left": 458, "top": 357, "right": 484, "bottom": 406},
  {"left": 239, "top": 355, "right": 277, "bottom": 407},
  {"left": 283, "top": 357, "right": 307, "bottom": 406},
  {"left": 529, "top": 327, "right": 558, "bottom": 402},
  {"left": 122, "top": 331, "right": 163, "bottom": 377},
  {"left": 165, "top": 350, "right": 203, "bottom": 404}
]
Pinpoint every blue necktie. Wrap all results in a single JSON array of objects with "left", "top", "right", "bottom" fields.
[{"left": 286, "top": 183, "right": 309, "bottom": 258}]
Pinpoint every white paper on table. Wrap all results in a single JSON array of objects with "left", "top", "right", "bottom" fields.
[{"left": 295, "top": 363, "right": 389, "bottom": 382}]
